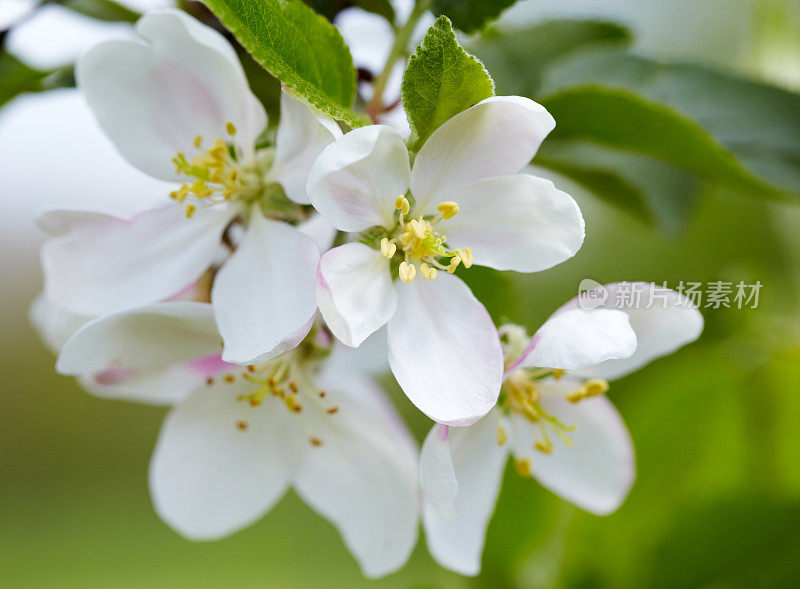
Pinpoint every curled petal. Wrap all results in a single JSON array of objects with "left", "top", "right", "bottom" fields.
[{"left": 307, "top": 125, "right": 410, "bottom": 231}]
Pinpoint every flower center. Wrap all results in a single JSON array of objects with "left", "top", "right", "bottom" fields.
[
  {"left": 498, "top": 367, "right": 610, "bottom": 460},
  {"left": 169, "top": 122, "right": 265, "bottom": 218},
  {"left": 205, "top": 335, "right": 337, "bottom": 448},
  {"left": 377, "top": 195, "right": 473, "bottom": 283}
]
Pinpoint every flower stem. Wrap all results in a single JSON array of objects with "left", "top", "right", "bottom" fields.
[{"left": 366, "top": 0, "right": 432, "bottom": 122}]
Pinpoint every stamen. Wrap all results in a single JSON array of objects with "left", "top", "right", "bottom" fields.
[
  {"left": 514, "top": 458, "right": 532, "bottom": 478},
  {"left": 436, "top": 201, "right": 459, "bottom": 219},
  {"left": 497, "top": 425, "right": 507, "bottom": 446},
  {"left": 225, "top": 121, "right": 237, "bottom": 135},
  {"left": 380, "top": 237, "right": 396, "bottom": 258},
  {"left": 309, "top": 436, "right": 323, "bottom": 447},
  {"left": 419, "top": 262, "right": 437, "bottom": 280},
  {"left": 235, "top": 420, "right": 248, "bottom": 431},
  {"left": 447, "top": 256, "right": 461, "bottom": 273},
  {"left": 566, "top": 378, "right": 609, "bottom": 403},
  {"left": 457, "top": 247, "right": 474, "bottom": 268},
  {"left": 399, "top": 261, "right": 416, "bottom": 283},
  {"left": 395, "top": 195, "right": 410, "bottom": 215}
]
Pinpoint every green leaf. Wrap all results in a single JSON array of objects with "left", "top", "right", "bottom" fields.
[
  {"left": 538, "top": 85, "right": 779, "bottom": 199},
  {"left": 540, "top": 50, "right": 800, "bottom": 196},
  {"left": 203, "top": 0, "right": 368, "bottom": 127},
  {"left": 536, "top": 140, "right": 699, "bottom": 233},
  {"left": 302, "top": 0, "right": 394, "bottom": 23},
  {"left": 57, "top": 0, "right": 140, "bottom": 23},
  {"left": 402, "top": 16, "right": 494, "bottom": 150},
  {"left": 432, "top": 0, "right": 519, "bottom": 33},
  {"left": 0, "top": 51, "right": 74, "bottom": 109},
  {"left": 472, "top": 20, "right": 633, "bottom": 98}
]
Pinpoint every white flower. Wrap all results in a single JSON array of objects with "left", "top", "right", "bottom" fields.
[
  {"left": 419, "top": 282, "right": 704, "bottom": 575},
  {"left": 308, "top": 97, "right": 585, "bottom": 426},
  {"left": 41, "top": 9, "right": 340, "bottom": 365},
  {"left": 55, "top": 301, "right": 419, "bottom": 578}
]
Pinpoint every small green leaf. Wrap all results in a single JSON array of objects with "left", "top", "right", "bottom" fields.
[
  {"left": 57, "top": 0, "right": 140, "bottom": 23},
  {"left": 540, "top": 50, "right": 800, "bottom": 196},
  {"left": 432, "top": 0, "right": 519, "bottom": 33},
  {"left": 203, "top": 0, "right": 368, "bottom": 127},
  {"left": 472, "top": 20, "right": 633, "bottom": 98},
  {"left": 539, "top": 85, "right": 778, "bottom": 198},
  {"left": 402, "top": 16, "right": 494, "bottom": 150}
]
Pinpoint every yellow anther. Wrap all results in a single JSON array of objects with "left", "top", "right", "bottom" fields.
[
  {"left": 534, "top": 439, "right": 553, "bottom": 454},
  {"left": 584, "top": 378, "right": 609, "bottom": 396},
  {"left": 285, "top": 395, "right": 302, "bottom": 413},
  {"left": 170, "top": 185, "right": 189, "bottom": 203},
  {"left": 380, "top": 237, "right": 396, "bottom": 258},
  {"left": 496, "top": 426, "right": 507, "bottom": 446},
  {"left": 395, "top": 195, "right": 410, "bottom": 215},
  {"left": 225, "top": 121, "right": 237, "bottom": 135},
  {"left": 235, "top": 420, "right": 248, "bottom": 431},
  {"left": 184, "top": 204, "right": 196, "bottom": 218},
  {"left": 447, "top": 256, "right": 461, "bottom": 274},
  {"left": 399, "top": 261, "right": 416, "bottom": 283},
  {"left": 567, "top": 378, "right": 609, "bottom": 403},
  {"left": 191, "top": 180, "right": 212, "bottom": 199},
  {"left": 408, "top": 218, "right": 426, "bottom": 239},
  {"left": 436, "top": 200, "right": 459, "bottom": 219},
  {"left": 514, "top": 457, "right": 532, "bottom": 478},
  {"left": 419, "top": 262, "right": 437, "bottom": 280},
  {"left": 458, "top": 247, "right": 474, "bottom": 268},
  {"left": 209, "top": 138, "right": 228, "bottom": 159},
  {"left": 552, "top": 369, "right": 565, "bottom": 381},
  {"left": 309, "top": 436, "right": 323, "bottom": 447},
  {"left": 193, "top": 135, "right": 203, "bottom": 148}
]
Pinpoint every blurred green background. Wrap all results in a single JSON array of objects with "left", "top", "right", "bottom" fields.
[{"left": 2, "top": 0, "right": 800, "bottom": 587}]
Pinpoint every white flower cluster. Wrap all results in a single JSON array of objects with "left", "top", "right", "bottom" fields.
[{"left": 31, "top": 10, "right": 704, "bottom": 578}]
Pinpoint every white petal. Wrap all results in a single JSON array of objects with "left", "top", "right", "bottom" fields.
[
  {"left": 420, "top": 424, "right": 458, "bottom": 518},
  {"left": 307, "top": 125, "right": 409, "bottom": 231},
  {"left": 293, "top": 374, "right": 418, "bottom": 578},
  {"left": 42, "top": 204, "right": 232, "bottom": 316},
  {"left": 29, "top": 294, "right": 91, "bottom": 353},
  {"left": 77, "top": 9, "right": 265, "bottom": 180},
  {"left": 297, "top": 213, "right": 338, "bottom": 252},
  {"left": 35, "top": 208, "right": 118, "bottom": 237},
  {"left": 316, "top": 243, "right": 396, "bottom": 347},
  {"left": 271, "top": 92, "right": 342, "bottom": 204},
  {"left": 423, "top": 411, "right": 508, "bottom": 576},
  {"left": 442, "top": 174, "right": 584, "bottom": 272},
  {"left": 515, "top": 309, "right": 637, "bottom": 372},
  {"left": 388, "top": 273, "right": 503, "bottom": 426},
  {"left": 150, "top": 379, "right": 293, "bottom": 539},
  {"left": 213, "top": 212, "right": 319, "bottom": 365},
  {"left": 566, "top": 283, "right": 704, "bottom": 380},
  {"left": 56, "top": 301, "right": 221, "bottom": 377},
  {"left": 410, "top": 96, "right": 555, "bottom": 213},
  {"left": 511, "top": 393, "right": 634, "bottom": 515}
]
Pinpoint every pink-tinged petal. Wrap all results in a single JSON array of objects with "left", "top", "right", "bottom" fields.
[
  {"left": 420, "top": 424, "right": 458, "bottom": 518},
  {"left": 42, "top": 203, "right": 232, "bottom": 316},
  {"left": 150, "top": 379, "right": 293, "bottom": 539},
  {"left": 35, "top": 209, "right": 119, "bottom": 237},
  {"left": 442, "top": 174, "right": 584, "bottom": 272},
  {"left": 56, "top": 302, "right": 223, "bottom": 405},
  {"left": 271, "top": 92, "right": 342, "bottom": 204},
  {"left": 292, "top": 376, "right": 419, "bottom": 578},
  {"left": 410, "top": 96, "right": 556, "bottom": 213},
  {"left": 307, "top": 125, "right": 410, "bottom": 231},
  {"left": 511, "top": 394, "right": 635, "bottom": 515},
  {"left": 561, "top": 282, "right": 704, "bottom": 380},
  {"left": 422, "top": 410, "right": 509, "bottom": 576},
  {"left": 316, "top": 243, "right": 396, "bottom": 347},
  {"left": 514, "top": 308, "right": 637, "bottom": 372},
  {"left": 213, "top": 211, "right": 319, "bottom": 365},
  {"left": 388, "top": 273, "right": 503, "bottom": 426},
  {"left": 77, "top": 9, "right": 265, "bottom": 180}
]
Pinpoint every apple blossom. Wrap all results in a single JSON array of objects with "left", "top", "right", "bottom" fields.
[
  {"left": 309, "top": 97, "right": 585, "bottom": 426},
  {"left": 41, "top": 9, "right": 340, "bottom": 365},
  {"left": 419, "top": 283, "right": 703, "bottom": 575},
  {"left": 55, "top": 301, "right": 419, "bottom": 578}
]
